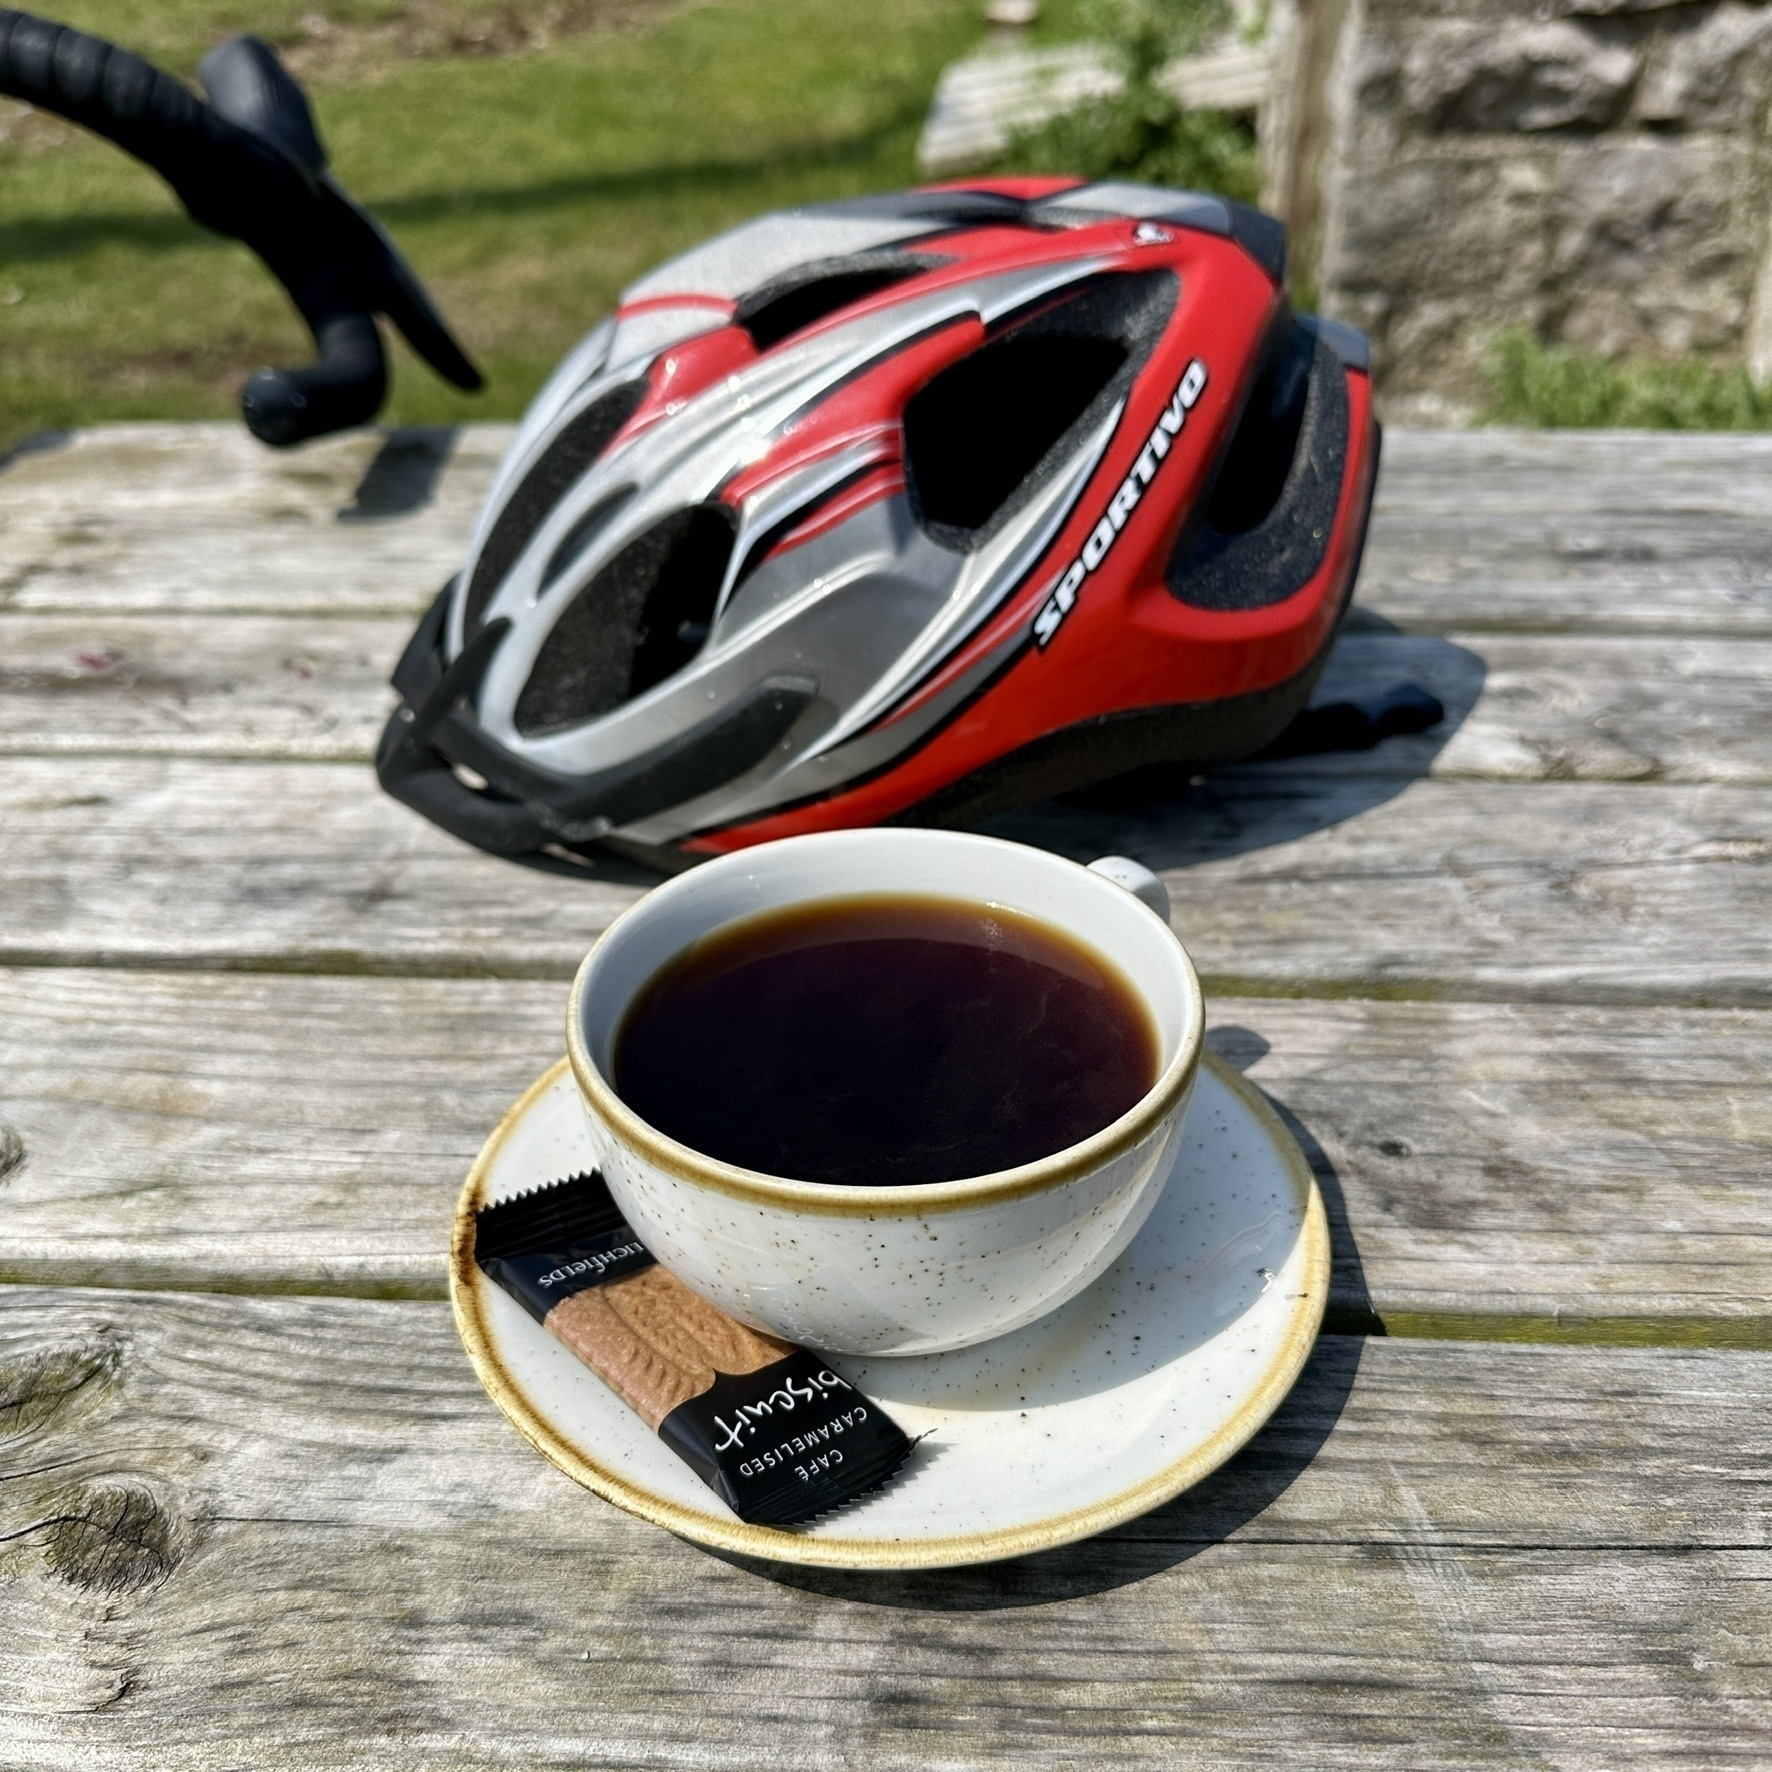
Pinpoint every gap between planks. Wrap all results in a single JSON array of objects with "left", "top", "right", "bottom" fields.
[
  {"left": 1321, "top": 1309, "right": 1772, "bottom": 1352},
  {"left": 4, "top": 949, "right": 1768, "bottom": 1011},
  {"left": 2, "top": 1289, "right": 1770, "bottom": 1767},
  {"left": 3, "top": 971, "right": 1767, "bottom": 1335},
  {"left": 4, "top": 762, "right": 1770, "bottom": 1005},
  {"left": 6, "top": 602, "right": 1763, "bottom": 646},
  {"left": 6, "top": 617, "right": 1771, "bottom": 787},
  {"left": 0, "top": 1265, "right": 1760, "bottom": 1353},
  {"left": 7, "top": 423, "right": 1772, "bottom": 640}
]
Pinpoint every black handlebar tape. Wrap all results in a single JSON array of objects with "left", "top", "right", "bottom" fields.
[
  {"left": 197, "top": 31, "right": 327, "bottom": 180},
  {"left": 196, "top": 33, "right": 481, "bottom": 396},
  {"left": 241, "top": 313, "right": 387, "bottom": 447},
  {"left": 0, "top": 11, "right": 480, "bottom": 443},
  {"left": 0, "top": 12, "right": 333, "bottom": 291}
]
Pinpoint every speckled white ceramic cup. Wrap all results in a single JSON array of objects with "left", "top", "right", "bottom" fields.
[{"left": 566, "top": 829, "right": 1203, "bottom": 1357}]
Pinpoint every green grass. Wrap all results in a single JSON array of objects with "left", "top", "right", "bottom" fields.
[
  {"left": 1485, "top": 328, "right": 1772, "bottom": 430},
  {"left": 13, "top": 4, "right": 1766, "bottom": 446},
  {"left": 3, "top": 0, "right": 409, "bottom": 71},
  {"left": 991, "top": 97, "right": 1256, "bottom": 205},
  {"left": 991, "top": 0, "right": 1258, "bottom": 204},
  {"left": 0, "top": 0, "right": 986, "bottom": 451}
]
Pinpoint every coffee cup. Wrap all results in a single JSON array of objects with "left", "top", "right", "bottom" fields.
[{"left": 566, "top": 828, "right": 1203, "bottom": 1357}]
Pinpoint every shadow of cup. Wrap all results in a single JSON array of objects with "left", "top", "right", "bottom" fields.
[
  {"left": 704, "top": 1332, "right": 1368, "bottom": 1610},
  {"left": 697, "top": 1045, "right": 1375, "bottom": 1611}
]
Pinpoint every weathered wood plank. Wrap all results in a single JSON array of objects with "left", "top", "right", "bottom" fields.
[
  {"left": 2, "top": 756, "right": 1765, "bottom": 1003},
  {"left": 6, "top": 423, "right": 1772, "bottom": 636},
  {"left": 5, "top": 612, "right": 1770, "bottom": 786},
  {"left": 1216, "top": 999, "right": 1772, "bottom": 1325},
  {"left": 1, "top": 414, "right": 1762, "bottom": 1768},
  {"left": 1, "top": 970, "right": 1766, "bottom": 1323},
  {"left": 0, "top": 613, "right": 407, "bottom": 760},
  {"left": 1359, "top": 428, "right": 1772, "bottom": 636},
  {"left": 0, "top": 968, "right": 548, "bottom": 1299},
  {"left": 0, "top": 424, "right": 507, "bottom": 617},
  {"left": 1278, "top": 629, "right": 1772, "bottom": 785},
  {"left": 991, "top": 774, "right": 1772, "bottom": 1006},
  {"left": 0, "top": 755, "right": 638, "bottom": 977},
  {"left": 2, "top": 1286, "right": 1769, "bottom": 1768}
]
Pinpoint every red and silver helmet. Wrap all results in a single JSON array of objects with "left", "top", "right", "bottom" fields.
[{"left": 378, "top": 177, "right": 1379, "bottom": 869}]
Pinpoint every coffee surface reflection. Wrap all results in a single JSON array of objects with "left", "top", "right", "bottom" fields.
[{"left": 613, "top": 893, "right": 1158, "bottom": 1187}]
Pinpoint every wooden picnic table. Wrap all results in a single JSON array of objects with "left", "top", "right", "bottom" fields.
[{"left": 2, "top": 420, "right": 1769, "bottom": 1767}]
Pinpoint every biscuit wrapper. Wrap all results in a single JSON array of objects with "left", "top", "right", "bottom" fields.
[{"left": 474, "top": 1172, "right": 913, "bottom": 1526}]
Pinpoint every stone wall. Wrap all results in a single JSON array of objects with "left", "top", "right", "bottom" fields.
[{"left": 1262, "top": 0, "right": 1772, "bottom": 416}]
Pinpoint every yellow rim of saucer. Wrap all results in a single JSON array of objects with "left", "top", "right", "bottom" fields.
[{"left": 450, "top": 1049, "right": 1330, "bottom": 1571}]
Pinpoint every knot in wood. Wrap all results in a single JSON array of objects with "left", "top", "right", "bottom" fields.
[
  {"left": 0, "top": 1333, "right": 123, "bottom": 1438},
  {"left": 40, "top": 1481, "right": 182, "bottom": 1594}
]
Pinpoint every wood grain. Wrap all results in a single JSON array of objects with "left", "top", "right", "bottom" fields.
[
  {"left": 2, "top": 753, "right": 1764, "bottom": 1003},
  {"left": 0, "top": 754, "right": 638, "bottom": 977},
  {"left": 0, "top": 424, "right": 506, "bottom": 617},
  {"left": 0, "top": 612, "right": 408, "bottom": 760},
  {"left": 7, "top": 423, "right": 1772, "bottom": 636},
  {"left": 990, "top": 774, "right": 1772, "bottom": 1007},
  {"left": 6, "top": 611, "right": 1770, "bottom": 787},
  {"left": 2, "top": 1286, "right": 1769, "bottom": 1768},
  {"left": 1358, "top": 427, "right": 1772, "bottom": 636},
  {"left": 7, "top": 421, "right": 1770, "bottom": 1760},
  {"left": 1285, "top": 629, "right": 1772, "bottom": 785},
  {"left": 2, "top": 970, "right": 1766, "bottom": 1324}
]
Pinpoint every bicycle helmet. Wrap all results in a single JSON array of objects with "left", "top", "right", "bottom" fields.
[{"left": 377, "top": 177, "right": 1380, "bottom": 869}]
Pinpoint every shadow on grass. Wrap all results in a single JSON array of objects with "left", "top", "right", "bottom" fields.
[{"left": 0, "top": 106, "right": 926, "bottom": 267}]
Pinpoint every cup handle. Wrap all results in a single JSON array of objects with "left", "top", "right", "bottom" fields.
[{"left": 1087, "top": 855, "right": 1170, "bottom": 924}]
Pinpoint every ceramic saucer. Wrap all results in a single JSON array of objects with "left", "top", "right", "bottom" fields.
[{"left": 451, "top": 1050, "right": 1328, "bottom": 1570}]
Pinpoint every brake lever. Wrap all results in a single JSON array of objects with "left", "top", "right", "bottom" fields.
[
  {"left": 0, "top": 13, "right": 481, "bottom": 447},
  {"left": 197, "top": 36, "right": 482, "bottom": 444}
]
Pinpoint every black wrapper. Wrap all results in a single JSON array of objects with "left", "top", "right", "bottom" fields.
[
  {"left": 660, "top": 1349, "right": 915, "bottom": 1527},
  {"left": 474, "top": 1171, "right": 654, "bottom": 1322},
  {"left": 473, "top": 1171, "right": 915, "bottom": 1527}
]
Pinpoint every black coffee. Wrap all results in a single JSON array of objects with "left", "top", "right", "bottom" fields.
[{"left": 613, "top": 893, "right": 1158, "bottom": 1187}]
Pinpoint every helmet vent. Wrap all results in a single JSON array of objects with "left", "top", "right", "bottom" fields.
[
  {"left": 515, "top": 505, "right": 736, "bottom": 736},
  {"left": 736, "top": 254, "right": 936, "bottom": 352},
  {"left": 541, "top": 489, "right": 632, "bottom": 591},
  {"left": 463, "top": 376, "right": 648, "bottom": 634},
  {"left": 1202, "top": 316, "right": 1313, "bottom": 538},
  {"left": 1166, "top": 323, "right": 1350, "bottom": 612},
  {"left": 903, "top": 270, "right": 1177, "bottom": 548}
]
